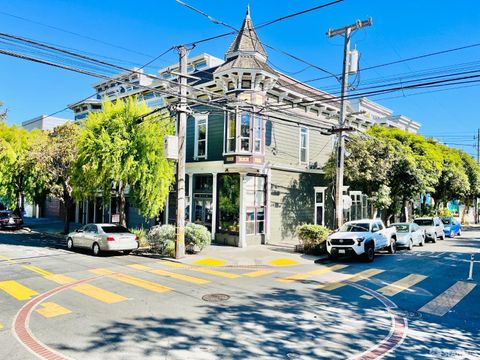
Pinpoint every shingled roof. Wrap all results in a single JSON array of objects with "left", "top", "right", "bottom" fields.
[{"left": 224, "top": 5, "right": 267, "bottom": 61}]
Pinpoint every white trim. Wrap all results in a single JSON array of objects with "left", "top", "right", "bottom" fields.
[
  {"left": 194, "top": 114, "right": 208, "bottom": 160},
  {"left": 299, "top": 127, "right": 309, "bottom": 165},
  {"left": 314, "top": 187, "right": 327, "bottom": 226},
  {"left": 211, "top": 173, "right": 217, "bottom": 241}
]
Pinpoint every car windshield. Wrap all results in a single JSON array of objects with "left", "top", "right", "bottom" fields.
[
  {"left": 441, "top": 218, "right": 451, "bottom": 225},
  {"left": 414, "top": 219, "right": 433, "bottom": 226},
  {"left": 339, "top": 223, "right": 370, "bottom": 232},
  {"left": 393, "top": 224, "right": 409, "bottom": 233},
  {"left": 101, "top": 225, "right": 130, "bottom": 233}
]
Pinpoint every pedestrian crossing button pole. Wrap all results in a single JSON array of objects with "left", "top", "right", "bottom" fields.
[{"left": 467, "top": 254, "right": 474, "bottom": 281}]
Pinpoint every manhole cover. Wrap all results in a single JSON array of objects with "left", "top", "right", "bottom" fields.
[
  {"left": 202, "top": 293, "right": 230, "bottom": 302},
  {"left": 392, "top": 308, "right": 422, "bottom": 319}
]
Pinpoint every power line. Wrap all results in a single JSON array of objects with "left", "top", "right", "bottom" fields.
[{"left": 0, "top": 10, "right": 157, "bottom": 58}]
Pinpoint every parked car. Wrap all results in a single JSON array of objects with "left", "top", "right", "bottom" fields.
[
  {"left": 389, "top": 222, "right": 425, "bottom": 249},
  {"left": 441, "top": 217, "right": 461, "bottom": 238},
  {"left": 0, "top": 210, "right": 23, "bottom": 230},
  {"left": 326, "top": 219, "right": 397, "bottom": 262},
  {"left": 413, "top": 217, "right": 444, "bottom": 243},
  {"left": 66, "top": 223, "right": 139, "bottom": 256}
]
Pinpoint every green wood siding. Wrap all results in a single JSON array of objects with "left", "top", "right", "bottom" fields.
[{"left": 186, "top": 107, "right": 224, "bottom": 163}]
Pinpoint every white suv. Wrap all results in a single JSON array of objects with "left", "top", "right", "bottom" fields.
[{"left": 326, "top": 219, "right": 397, "bottom": 262}]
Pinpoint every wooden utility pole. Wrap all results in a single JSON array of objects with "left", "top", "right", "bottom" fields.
[
  {"left": 327, "top": 18, "right": 372, "bottom": 228},
  {"left": 175, "top": 45, "right": 187, "bottom": 259}
]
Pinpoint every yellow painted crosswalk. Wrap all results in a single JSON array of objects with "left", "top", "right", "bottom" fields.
[
  {"left": 419, "top": 281, "right": 477, "bottom": 317},
  {"left": 278, "top": 264, "right": 348, "bottom": 283},
  {"left": 35, "top": 302, "right": 72, "bottom": 318},
  {"left": 191, "top": 267, "right": 241, "bottom": 279},
  {"left": 90, "top": 268, "right": 173, "bottom": 293},
  {"left": 243, "top": 269, "right": 276, "bottom": 278},
  {"left": 128, "top": 264, "right": 210, "bottom": 284},
  {"left": 318, "top": 268, "right": 384, "bottom": 291},
  {"left": 377, "top": 274, "right": 427, "bottom": 297},
  {"left": 0, "top": 280, "right": 38, "bottom": 300}
]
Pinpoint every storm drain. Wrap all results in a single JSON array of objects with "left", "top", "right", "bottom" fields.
[{"left": 202, "top": 293, "right": 230, "bottom": 303}]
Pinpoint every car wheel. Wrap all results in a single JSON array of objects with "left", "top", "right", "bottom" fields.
[
  {"left": 363, "top": 243, "right": 375, "bottom": 262},
  {"left": 458, "top": 229, "right": 462, "bottom": 236},
  {"left": 440, "top": 233, "right": 445, "bottom": 240},
  {"left": 67, "top": 238, "right": 74, "bottom": 250},
  {"left": 419, "top": 237, "right": 425, "bottom": 247},
  {"left": 408, "top": 239, "right": 413, "bottom": 250},
  {"left": 388, "top": 239, "right": 397, "bottom": 254},
  {"left": 92, "top": 243, "right": 101, "bottom": 256}
]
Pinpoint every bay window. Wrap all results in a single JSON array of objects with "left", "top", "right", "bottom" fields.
[
  {"left": 226, "top": 112, "right": 236, "bottom": 153},
  {"left": 240, "top": 112, "right": 251, "bottom": 151},
  {"left": 225, "top": 110, "right": 264, "bottom": 154}
]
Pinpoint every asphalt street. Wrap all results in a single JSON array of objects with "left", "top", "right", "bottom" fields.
[{"left": 0, "top": 227, "right": 479, "bottom": 359}]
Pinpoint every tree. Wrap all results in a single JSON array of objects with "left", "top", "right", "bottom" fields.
[
  {"left": 72, "top": 98, "right": 175, "bottom": 226},
  {"left": 0, "top": 123, "right": 50, "bottom": 212},
  {"left": 43, "top": 122, "right": 80, "bottom": 234}
]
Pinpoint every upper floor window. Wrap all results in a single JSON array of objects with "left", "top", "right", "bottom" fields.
[
  {"left": 254, "top": 114, "right": 262, "bottom": 153},
  {"left": 226, "top": 112, "right": 236, "bottom": 153},
  {"left": 240, "top": 112, "right": 251, "bottom": 152},
  {"left": 299, "top": 127, "right": 309, "bottom": 164},
  {"left": 194, "top": 115, "right": 208, "bottom": 159}
]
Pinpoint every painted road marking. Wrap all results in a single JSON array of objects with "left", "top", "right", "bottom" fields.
[
  {"left": 268, "top": 258, "right": 300, "bottom": 266},
  {"left": 157, "top": 261, "right": 189, "bottom": 269},
  {"left": 21, "top": 265, "right": 53, "bottom": 277},
  {"left": 0, "top": 323, "right": 3, "bottom": 330},
  {"left": 419, "top": 281, "right": 477, "bottom": 317},
  {"left": 71, "top": 284, "right": 126, "bottom": 304},
  {"left": 90, "top": 268, "right": 173, "bottom": 293},
  {"left": 318, "top": 268, "right": 384, "bottom": 291},
  {"left": 35, "top": 302, "right": 71, "bottom": 318},
  {"left": 192, "top": 258, "right": 226, "bottom": 266},
  {"left": 0, "top": 280, "right": 38, "bottom": 300},
  {"left": 360, "top": 294, "right": 373, "bottom": 300},
  {"left": 243, "top": 270, "right": 276, "bottom": 278},
  {"left": 378, "top": 274, "right": 427, "bottom": 297},
  {"left": 191, "top": 267, "right": 241, "bottom": 279},
  {"left": 128, "top": 264, "right": 210, "bottom": 285},
  {"left": 277, "top": 264, "right": 348, "bottom": 283},
  {"left": 18, "top": 264, "right": 127, "bottom": 304}
]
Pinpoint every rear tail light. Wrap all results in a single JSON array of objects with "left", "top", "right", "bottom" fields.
[
  {"left": 135, "top": 235, "right": 139, "bottom": 241},
  {"left": 106, "top": 236, "right": 115, "bottom": 241}
]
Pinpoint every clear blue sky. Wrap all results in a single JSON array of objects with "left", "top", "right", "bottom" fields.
[{"left": 1, "top": 0, "right": 479, "bottom": 157}]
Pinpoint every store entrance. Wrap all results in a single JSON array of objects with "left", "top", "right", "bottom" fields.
[{"left": 193, "top": 194, "right": 212, "bottom": 230}]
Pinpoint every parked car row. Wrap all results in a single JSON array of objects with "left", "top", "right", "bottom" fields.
[
  {"left": 0, "top": 210, "right": 23, "bottom": 230},
  {"left": 326, "top": 216, "right": 462, "bottom": 262}
]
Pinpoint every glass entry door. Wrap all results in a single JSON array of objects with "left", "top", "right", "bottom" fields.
[{"left": 193, "top": 194, "right": 212, "bottom": 230}]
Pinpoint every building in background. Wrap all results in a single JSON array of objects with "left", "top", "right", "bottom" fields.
[{"left": 21, "top": 114, "right": 70, "bottom": 131}]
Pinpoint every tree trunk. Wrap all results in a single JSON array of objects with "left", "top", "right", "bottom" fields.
[{"left": 118, "top": 180, "right": 127, "bottom": 227}]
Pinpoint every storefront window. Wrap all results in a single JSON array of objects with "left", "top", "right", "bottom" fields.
[{"left": 218, "top": 174, "right": 240, "bottom": 234}]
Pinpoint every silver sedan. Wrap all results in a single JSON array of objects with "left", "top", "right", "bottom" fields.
[
  {"left": 390, "top": 222, "right": 425, "bottom": 249},
  {"left": 66, "top": 223, "right": 139, "bottom": 256}
]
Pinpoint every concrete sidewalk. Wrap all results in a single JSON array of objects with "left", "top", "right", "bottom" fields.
[{"left": 172, "top": 243, "right": 325, "bottom": 267}]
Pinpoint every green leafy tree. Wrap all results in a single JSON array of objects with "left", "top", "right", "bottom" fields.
[
  {"left": 0, "top": 123, "right": 50, "bottom": 211},
  {"left": 42, "top": 122, "right": 80, "bottom": 233},
  {"left": 72, "top": 98, "right": 175, "bottom": 226}
]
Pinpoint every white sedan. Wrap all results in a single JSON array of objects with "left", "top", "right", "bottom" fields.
[
  {"left": 66, "top": 223, "right": 139, "bottom": 256},
  {"left": 390, "top": 223, "right": 425, "bottom": 249}
]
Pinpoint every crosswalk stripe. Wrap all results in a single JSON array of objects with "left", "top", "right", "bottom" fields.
[
  {"left": 419, "top": 281, "right": 477, "bottom": 317},
  {"left": 0, "top": 280, "right": 38, "bottom": 300},
  {"left": 191, "top": 267, "right": 241, "bottom": 279},
  {"left": 278, "top": 264, "right": 348, "bottom": 283},
  {"left": 35, "top": 302, "right": 72, "bottom": 318},
  {"left": 318, "top": 268, "right": 384, "bottom": 291},
  {"left": 0, "top": 323, "right": 3, "bottom": 330},
  {"left": 44, "top": 274, "right": 76, "bottom": 285},
  {"left": 377, "top": 274, "right": 427, "bottom": 297},
  {"left": 71, "top": 284, "right": 127, "bottom": 304},
  {"left": 22, "top": 265, "right": 53, "bottom": 276},
  {"left": 157, "top": 261, "right": 188, "bottom": 269},
  {"left": 89, "top": 268, "right": 173, "bottom": 292},
  {"left": 127, "top": 264, "right": 210, "bottom": 285},
  {"left": 243, "top": 270, "right": 276, "bottom": 278}
]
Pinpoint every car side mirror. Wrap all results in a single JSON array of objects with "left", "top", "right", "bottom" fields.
[{"left": 76, "top": 229, "right": 84, "bottom": 233}]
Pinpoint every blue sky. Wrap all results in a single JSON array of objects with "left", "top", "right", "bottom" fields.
[{"left": 1, "top": 0, "right": 479, "bottom": 157}]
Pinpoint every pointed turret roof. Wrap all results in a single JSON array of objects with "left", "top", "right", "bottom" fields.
[{"left": 225, "top": 5, "right": 267, "bottom": 61}]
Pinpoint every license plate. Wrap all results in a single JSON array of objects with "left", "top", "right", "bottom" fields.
[{"left": 338, "top": 249, "right": 345, "bottom": 254}]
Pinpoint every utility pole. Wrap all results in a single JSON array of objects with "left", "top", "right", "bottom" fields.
[
  {"left": 175, "top": 45, "right": 187, "bottom": 259},
  {"left": 327, "top": 18, "right": 372, "bottom": 228},
  {"left": 477, "top": 128, "right": 479, "bottom": 164}
]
